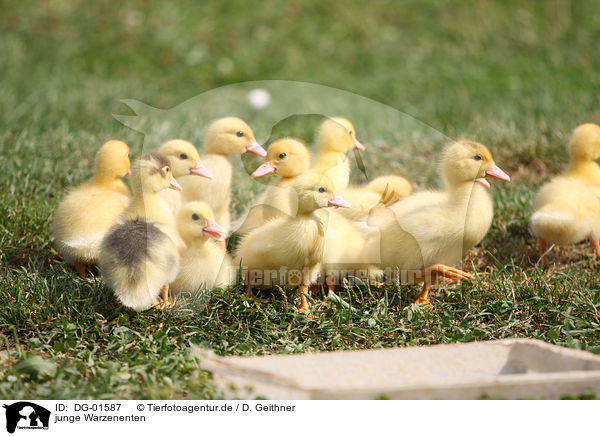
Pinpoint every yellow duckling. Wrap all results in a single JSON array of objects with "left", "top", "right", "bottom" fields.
[
  {"left": 530, "top": 123, "right": 600, "bottom": 264},
  {"left": 371, "top": 140, "right": 510, "bottom": 304},
  {"left": 99, "top": 153, "right": 182, "bottom": 311},
  {"left": 311, "top": 117, "right": 365, "bottom": 191},
  {"left": 178, "top": 117, "right": 266, "bottom": 232},
  {"left": 171, "top": 201, "right": 232, "bottom": 293},
  {"left": 53, "top": 140, "right": 131, "bottom": 278},
  {"left": 233, "top": 138, "right": 311, "bottom": 235},
  {"left": 235, "top": 172, "right": 351, "bottom": 314},
  {"left": 157, "top": 139, "right": 214, "bottom": 213}
]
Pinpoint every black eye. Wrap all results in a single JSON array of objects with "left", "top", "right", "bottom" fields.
[
  {"left": 179, "top": 153, "right": 188, "bottom": 159},
  {"left": 318, "top": 187, "right": 326, "bottom": 193},
  {"left": 473, "top": 155, "right": 482, "bottom": 161},
  {"left": 192, "top": 213, "right": 199, "bottom": 221},
  {"left": 348, "top": 130, "right": 353, "bottom": 135},
  {"left": 165, "top": 167, "right": 170, "bottom": 172},
  {"left": 278, "top": 153, "right": 287, "bottom": 159},
  {"left": 236, "top": 131, "right": 244, "bottom": 137}
]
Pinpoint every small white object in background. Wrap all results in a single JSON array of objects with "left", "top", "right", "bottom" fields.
[{"left": 247, "top": 88, "right": 271, "bottom": 109}]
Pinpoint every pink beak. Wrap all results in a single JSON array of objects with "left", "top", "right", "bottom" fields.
[
  {"left": 189, "top": 161, "right": 214, "bottom": 179},
  {"left": 169, "top": 177, "right": 183, "bottom": 191},
  {"left": 353, "top": 138, "right": 365, "bottom": 151},
  {"left": 251, "top": 161, "right": 276, "bottom": 178},
  {"left": 126, "top": 169, "right": 132, "bottom": 177},
  {"left": 328, "top": 193, "right": 352, "bottom": 208},
  {"left": 485, "top": 164, "right": 510, "bottom": 182},
  {"left": 202, "top": 220, "right": 226, "bottom": 241},
  {"left": 475, "top": 178, "right": 491, "bottom": 188},
  {"left": 246, "top": 140, "right": 267, "bottom": 158}
]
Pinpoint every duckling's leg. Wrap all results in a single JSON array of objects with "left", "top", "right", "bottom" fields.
[
  {"left": 538, "top": 238, "right": 549, "bottom": 266},
  {"left": 152, "top": 284, "right": 174, "bottom": 309},
  {"left": 425, "top": 264, "right": 473, "bottom": 282},
  {"left": 590, "top": 239, "right": 600, "bottom": 260},
  {"left": 414, "top": 264, "right": 472, "bottom": 304},
  {"left": 295, "top": 285, "right": 311, "bottom": 315},
  {"left": 244, "top": 271, "right": 254, "bottom": 298},
  {"left": 74, "top": 261, "right": 86, "bottom": 278},
  {"left": 415, "top": 282, "right": 430, "bottom": 304}
]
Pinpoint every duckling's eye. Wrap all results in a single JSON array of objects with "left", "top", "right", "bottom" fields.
[
  {"left": 278, "top": 153, "right": 287, "bottom": 159},
  {"left": 236, "top": 131, "right": 244, "bottom": 137},
  {"left": 192, "top": 213, "right": 200, "bottom": 221},
  {"left": 348, "top": 130, "right": 353, "bottom": 136},
  {"left": 318, "top": 186, "right": 326, "bottom": 193},
  {"left": 473, "top": 155, "right": 482, "bottom": 161},
  {"left": 165, "top": 167, "right": 170, "bottom": 172},
  {"left": 179, "top": 153, "right": 188, "bottom": 159}
]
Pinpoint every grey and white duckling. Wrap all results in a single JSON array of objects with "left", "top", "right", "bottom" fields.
[{"left": 99, "top": 153, "right": 182, "bottom": 311}]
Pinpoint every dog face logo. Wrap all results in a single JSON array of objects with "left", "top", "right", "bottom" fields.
[{"left": 2, "top": 402, "right": 50, "bottom": 433}]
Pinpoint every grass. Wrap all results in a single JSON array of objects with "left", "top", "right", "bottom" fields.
[{"left": 1, "top": 0, "right": 600, "bottom": 399}]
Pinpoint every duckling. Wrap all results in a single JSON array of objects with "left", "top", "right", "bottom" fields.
[
  {"left": 53, "top": 140, "right": 131, "bottom": 278},
  {"left": 171, "top": 201, "right": 232, "bottom": 293},
  {"left": 99, "top": 153, "right": 182, "bottom": 311},
  {"left": 530, "top": 123, "right": 600, "bottom": 264},
  {"left": 370, "top": 140, "right": 510, "bottom": 304},
  {"left": 233, "top": 138, "right": 311, "bottom": 235},
  {"left": 157, "top": 139, "right": 214, "bottom": 213},
  {"left": 335, "top": 174, "right": 413, "bottom": 222},
  {"left": 235, "top": 172, "right": 351, "bottom": 314},
  {"left": 311, "top": 117, "right": 365, "bottom": 191},
  {"left": 178, "top": 117, "right": 266, "bottom": 231}
]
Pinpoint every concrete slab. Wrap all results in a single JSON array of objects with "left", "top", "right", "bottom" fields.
[{"left": 194, "top": 339, "right": 600, "bottom": 399}]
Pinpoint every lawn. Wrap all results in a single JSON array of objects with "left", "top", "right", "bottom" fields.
[{"left": 1, "top": 0, "right": 600, "bottom": 399}]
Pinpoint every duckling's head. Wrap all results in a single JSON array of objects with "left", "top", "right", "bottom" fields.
[
  {"left": 157, "top": 140, "right": 214, "bottom": 179},
  {"left": 177, "top": 201, "right": 226, "bottom": 242},
  {"left": 251, "top": 138, "right": 311, "bottom": 178},
  {"left": 569, "top": 123, "right": 600, "bottom": 162},
  {"left": 441, "top": 140, "right": 510, "bottom": 188},
  {"left": 131, "top": 153, "right": 182, "bottom": 195},
  {"left": 95, "top": 140, "right": 131, "bottom": 181},
  {"left": 316, "top": 117, "right": 365, "bottom": 154},
  {"left": 204, "top": 117, "right": 266, "bottom": 157},
  {"left": 292, "top": 172, "right": 352, "bottom": 214}
]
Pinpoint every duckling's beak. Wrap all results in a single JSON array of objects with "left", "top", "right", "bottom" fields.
[
  {"left": 475, "top": 178, "right": 491, "bottom": 188},
  {"left": 126, "top": 169, "right": 132, "bottom": 177},
  {"left": 328, "top": 193, "right": 352, "bottom": 208},
  {"left": 189, "top": 161, "right": 214, "bottom": 179},
  {"left": 169, "top": 177, "right": 183, "bottom": 191},
  {"left": 353, "top": 138, "right": 366, "bottom": 151},
  {"left": 485, "top": 164, "right": 511, "bottom": 182},
  {"left": 202, "top": 220, "right": 226, "bottom": 241},
  {"left": 251, "top": 161, "right": 276, "bottom": 178},
  {"left": 246, "top": 141, "right": 267, "bottom": 158}
]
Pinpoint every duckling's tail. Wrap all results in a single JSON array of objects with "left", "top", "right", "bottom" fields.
[
  {"left": 367, "top": 175, "right": 412, "bottom": 205},
  {"left": 530, "top": 210, "right": 588, "bottom": 247}
]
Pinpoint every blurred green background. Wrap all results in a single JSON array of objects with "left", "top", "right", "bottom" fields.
[
  {"left": 2, "top": 0, "right": 600, "bottom": 399},
  {"left": 2, "top": 0, "right": 599, "bottom": 137}
]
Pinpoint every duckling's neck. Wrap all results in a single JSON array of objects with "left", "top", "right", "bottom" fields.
[
  {"left": 313, "top": 150, "right": 348, "bottom": 168},
  {"left": 566, "top": 159, "right": 600, "bottom": 184},
  {"left": 448, "top": 180, "right": 490, "bottom": 206},
  {"left": 127, "top": 190, "right": 175, "bottom": 226},
  {"left": 91, "top": 175, "right": 129, "bottom": 195}
]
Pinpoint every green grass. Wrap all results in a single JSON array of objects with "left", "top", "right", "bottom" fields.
[{"left": 2, "top": 0, "right": 600, "bottom": 399}]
